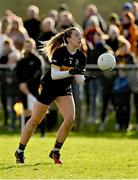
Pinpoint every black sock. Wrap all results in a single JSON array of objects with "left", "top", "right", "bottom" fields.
[
  {"left": 53, "top": 141, "right": 63, "bottom": 152},
  {"left": 17, "top": 143, "right": 26, "bottom": 152}
]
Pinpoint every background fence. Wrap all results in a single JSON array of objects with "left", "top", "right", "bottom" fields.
[{"left": 0, "top": 64, "right": 138, "bottom": 131}]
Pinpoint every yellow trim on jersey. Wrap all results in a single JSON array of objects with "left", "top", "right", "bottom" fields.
[
  {"left": 61, "top": 66, "right": 72, "bottom": 71},
  {"left": 51, "top": 64, "right": 73, "bottom": 71},
  {"left": 51, "top": 64, "right": 61, "bottom": 70},
  {"left": 38, "top": 84, "right": 43, "bottom": 95}
]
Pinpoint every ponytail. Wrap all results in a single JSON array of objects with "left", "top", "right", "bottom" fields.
[{"left": 43, "top": 32, "right": 65, "bottom": 61}]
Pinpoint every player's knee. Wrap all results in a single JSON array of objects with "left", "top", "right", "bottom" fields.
[
  {"left": 29, "top": 117, "right": 41, "bottom": 127},
  {"left": 65, "top": 114, "right": 75, "bottom": 125}
]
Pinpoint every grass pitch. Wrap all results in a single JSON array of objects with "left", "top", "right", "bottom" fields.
[{"left": 0, "top": 130, "right": 138, "bottom": 179}]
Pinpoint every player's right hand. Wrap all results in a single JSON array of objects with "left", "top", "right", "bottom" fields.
[{"left": 69, "top": 66, "right": 85, "bottom": 75}]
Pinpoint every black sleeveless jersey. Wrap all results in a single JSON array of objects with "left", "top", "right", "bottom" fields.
[{"left": 41, "top": 46, "right": 87, "bottom": 92}]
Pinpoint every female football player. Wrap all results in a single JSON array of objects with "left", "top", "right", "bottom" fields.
[{"left": 15, "top": 27, "right": 88, "bottom": 164}]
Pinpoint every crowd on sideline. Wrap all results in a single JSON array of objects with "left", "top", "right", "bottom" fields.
[{"left": 0, "top": 2, "right": 138, "bottom": 134}]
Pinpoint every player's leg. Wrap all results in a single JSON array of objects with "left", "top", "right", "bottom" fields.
[
  {"left": 15, "top": 100, "right": 49, "bottom": 163},
  {"left": 55, "top": 95, "right": 75, "bottom": 142},
  {"left": 49, "top": 95, "right": 75, "bottom": 164}
]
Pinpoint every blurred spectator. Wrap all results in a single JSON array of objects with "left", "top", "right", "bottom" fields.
[
  {"left": 84, "top": 15, "right": 104, "bottom": 46},
  {"left": 133, "top": 91, "right": 138, "bottom": 131},
  {"left": 0, "top": 38, "right": 21, "bottom": 129},
  {"left": 129, "top": 72, "right": 138, "bottom": 131},
  {"left": 122, "top": 2, "right": 133, "bottom": 12},
  {"left": 119, "top": 11, "right": 138, "bottom": 56},
  {"left": 1, "top": 16, "right": 12, "bottom": 35},
  {"left": 47, "top": 9, "right": 59, "bottom": 27},
  {"left": 132, "top": 1, "right": 138, "bottom": 25},
  {"left": 120, "top": 2, "right": 134, "bottom": 20},
  {"left": 16, "top": 38, "right": 46, "bottom": 136},
  {"left": 0, "top": 10, "right": 14, "bottom": 56},
  {"left": 86, "top": 31, "right": 112, "bottom": 127},
  {"left": 114, "top": 40, "right": 136, "bottom": 130},
  {"left": 8, "top": 16, "right": 29, "bottom": 51},
  {"left": 3, "top": 9, "right": 16, "bottom": 20},
  {"left": 36, "top": 16, "right": 57, "bottom": 70},
  {"left": 99, "top": 69, "right": 116, "bottom": 131},
  {"left": 24, "top": 5, "right": 41, "bottom": 41},
  {"left": 0, "top": 38, "right": 16, "bottom": 64},
  {"left": 87, "top": 31, "right": 112, "bottom": 64},
  {"left": 16, "top": 38, "right": 41, "bottom": 104},
  {"left": 37, "top": 17, "right": 56, "bottom": 49},
  {"left": 112, "top": 68, "right": 131, "bottom": 131},
  {"left": 115, "top": 40, "right": 135, "bottom": 64},
  {"left": 3, "top": 51, "right": 21, "bottom": 129},
  {"left": 56, "top": 10, "right": 82, "bottom": 32},
  {"left": 108, "top": 12, "right": 121, "bottom": 27},
  {"left": 82, "top": 4, "right": 107, "bottom": 32},
  {"left": 58, "top": 3, "right": 69, "bottom": 13},
  {"left": 0, "top": 19, "right": 10, "bottom": 57},
  {"left": 106, "top": 24, "right": 125, "bottom": 53},
  {"left": 8, "top": 51, "right": 21, "bottom": 65}
]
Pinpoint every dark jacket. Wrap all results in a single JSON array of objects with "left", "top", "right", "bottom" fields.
[{"left": 16, "top": 52, "right": 42, "bottom": 96}]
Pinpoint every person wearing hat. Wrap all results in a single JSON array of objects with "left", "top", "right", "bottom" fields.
[{"left": 122, "top": 2, "right": 133, "bottom": 11}]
